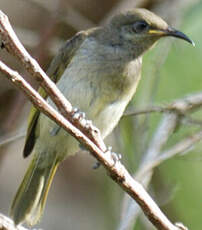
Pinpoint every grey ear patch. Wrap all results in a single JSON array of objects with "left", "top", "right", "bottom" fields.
[{"left": 50, "top": 126, "right": 61, "bottom": 136}]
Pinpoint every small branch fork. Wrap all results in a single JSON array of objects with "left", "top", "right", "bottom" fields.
[{"left": 0, "top": 10, "right": 191, "bottom": 230}]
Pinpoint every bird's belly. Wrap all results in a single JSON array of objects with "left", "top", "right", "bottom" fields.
[{"left": 93, "top": 99, "right": 127, "bottom": 138}]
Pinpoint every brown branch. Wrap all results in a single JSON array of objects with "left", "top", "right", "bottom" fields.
[
  {"left": 0, "top": 10, "right": 184, "bottom": 230},
  {"left": 124, "top": 92, "right": 202, "bottom": 118},
  {"left": 182, "top": 116, "right": 202, "bottom": 127},
  {"left": 123, "top": 105, "right": 169, "bottom": 116}
]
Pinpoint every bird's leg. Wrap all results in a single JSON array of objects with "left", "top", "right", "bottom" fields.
[
  {"left": 72, "top": 108, "right": 108, "bottom": 169},
  {"left": 105, "top": 146, "right": 122, "bottom": 167},
  {"left": 72, "top": 107, "right": 86, "bottom": 121},
  {"left": 50, "top": 125, "right": 61, "bottom": 136},
  {"left": 92, "top": 161, "right": 101, "bottom": 169},
  {"left": 92, "top": 147, "right": 122, "bottom": 169},
  {"left": 111, "top": 152, "right": 122, "bottom": 165}
]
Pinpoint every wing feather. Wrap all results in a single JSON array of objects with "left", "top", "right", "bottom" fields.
[{"left": 23, "top": 31, "right": 87, "bottom": 157}]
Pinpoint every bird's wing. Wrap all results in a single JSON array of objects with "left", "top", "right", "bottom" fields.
[{"left": 23, "top": 31, "right": 88, "bottom": 157}]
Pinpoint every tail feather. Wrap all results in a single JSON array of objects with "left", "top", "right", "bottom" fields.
[{"left": 10, "top": 152, "right": 59, "bottom": 226}]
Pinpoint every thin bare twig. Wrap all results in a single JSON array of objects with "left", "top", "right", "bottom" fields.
[
  {"left": 124, "top": 92, "right": 202, "bottom": 118},
  {"left": 182, "top": 116, "right": 202, "bottom": 126},
  {"left": 124, "top": 105, "right": 168, "bottom": 116},
  {"left": 0, "top": 132, "right": 25, "bottom": 147}
]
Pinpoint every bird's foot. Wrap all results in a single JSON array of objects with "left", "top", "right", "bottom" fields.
[
  {"left": 92, "top": 147, "right": 122, "bottom": 170},
  {"left": 72, "top": 108, "right": 93, "bottom": 128},
  {"left": 72, "top": 108, "right": 86, "bottom": 121},
  {"left": 111, "top": 152, "right": 122, "bottom": 166},
  {"left": 106, "top": 146, "right": 122, "bottom": 167},
  {"left": 92, "top": 161, "right": 101, "bottom": 169}
]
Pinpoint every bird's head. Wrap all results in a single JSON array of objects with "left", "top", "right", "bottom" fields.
[{"left": 108, "top": 8, "right": 194, "bottom": 57}]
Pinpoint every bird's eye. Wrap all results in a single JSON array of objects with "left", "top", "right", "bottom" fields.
[{"left": 132, "top": 21, "right": 149, "bottom": 33}]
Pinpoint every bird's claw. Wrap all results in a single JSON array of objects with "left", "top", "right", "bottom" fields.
[
  {"left": 72, "top": 108, "right": 93, "bottom": 128},
  {"left": 92, "top": 161, "right": 101, "bottom": 169},
  {"left": 106, "top": 146, "right": 122, "bottom": 166},
  {"left": 111, "top": 152, "right": 122, "bottom": 166},
  {"left": 72, "top": 108, "right": 86, "bottom": 121},
  {"left": 92, "top": 147, "right": 122, "bottom": 170}
]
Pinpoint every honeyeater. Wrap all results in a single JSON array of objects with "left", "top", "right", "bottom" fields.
[{"left": 10, "top": 8, "right": 194, "bottom": 226}]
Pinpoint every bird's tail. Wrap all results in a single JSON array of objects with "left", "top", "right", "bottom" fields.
[{"left": 10, "top": 151, "right": 59, "bottom": 226}]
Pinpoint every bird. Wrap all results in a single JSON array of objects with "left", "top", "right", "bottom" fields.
[{"left": 9, "top": 8, "right": 194, "bottom": 226}]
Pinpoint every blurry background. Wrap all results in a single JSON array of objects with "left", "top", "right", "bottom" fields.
[{"left": 0, "top": 0, "right": 202, "bottom": 229}]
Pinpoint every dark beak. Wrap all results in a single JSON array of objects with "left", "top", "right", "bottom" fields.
[{"left": 165, "top": 27, "right": 195, "bottom": 46}]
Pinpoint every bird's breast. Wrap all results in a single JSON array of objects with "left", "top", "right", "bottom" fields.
[{"left": 56, "top": 44, "right": 142, "bottom": 138}]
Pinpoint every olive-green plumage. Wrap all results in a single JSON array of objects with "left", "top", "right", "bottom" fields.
[{"left": 10, "top": 8, "right": 193, "bottom": 226}]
